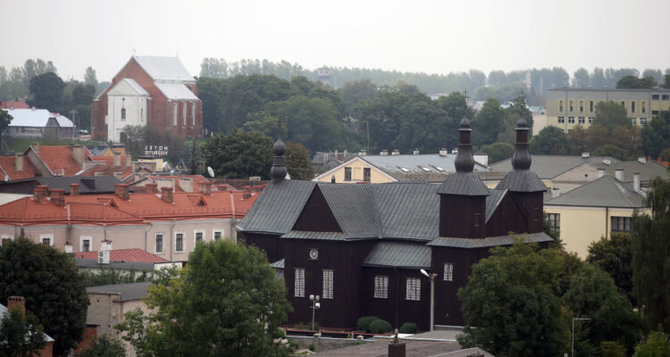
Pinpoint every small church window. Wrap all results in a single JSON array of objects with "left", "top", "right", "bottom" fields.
[
  {"left": 121, "top": 108, "right": 126, "bottom": 120},
  {"left": 294, "top": 268, "right": 305, "bottom": 297},
  {"left": 374, "top": 275, "right": 388, "bottom": 299},
  {"left": 406, "top": 277, "right": 421, "bottom": 301},
  {"left": 322, "top": 269, "right": 334, "bottom": 299},
  {"left": 444, "top": 263, "right": 454, "bottom": 281}
]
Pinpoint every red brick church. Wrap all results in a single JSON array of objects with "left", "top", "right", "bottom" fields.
[{"left": 91, "top": 56, "right": 203, "bottom": 142}]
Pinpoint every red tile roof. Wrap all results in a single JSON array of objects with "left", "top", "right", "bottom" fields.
[
  {"left": 32, "top": 146, "right": 83, "bottom": 176},
  {"left": 79, "top": 164, "right": 133, "bottom": 179},
  {"left": 75, "top": 248, "right": 167, "bottom": 263},
  {"left": 0, "top": 101, "right": 29, "bottom": 109},
  {"left": 91, "top": 155, "right": 127, "bottom": 166},
  {"left": 148, "top": 175, "right": 212, "bottom": 192},
  {"left": 0, "top": 156, "right": 37, "bottom": 180}
]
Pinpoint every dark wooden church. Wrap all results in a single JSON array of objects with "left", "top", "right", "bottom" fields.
[{"left": 237, "top": 118, "right": 552, "bottom": 330}]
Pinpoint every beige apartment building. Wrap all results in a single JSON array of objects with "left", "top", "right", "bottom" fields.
[{"left": 546, "top": 87, "right": 670, "bottom": 132}]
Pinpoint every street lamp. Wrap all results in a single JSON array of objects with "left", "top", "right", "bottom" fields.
[
  {"left": 571, "top": 317, "right": 591, "bottom": 357},
  {"left": 420, "top": 269, "right": 437, "bottom": 331},
  {"left": 309, "top": 294, "right": 320, "bottom": 331}
]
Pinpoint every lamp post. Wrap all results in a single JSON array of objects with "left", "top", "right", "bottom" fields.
[
  {"left": 309, "top": 294, "right": 320, "bottom": 331},
  {"left": 571, "top": 317, "right": 591, "bottom": 357},
  {"left": 420, "top": 269, "right": 437, "bottom": 331}
]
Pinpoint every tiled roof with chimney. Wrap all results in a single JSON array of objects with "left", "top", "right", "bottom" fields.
[
  {"left": 27, "top": 145, "right": 85, "bottom": 176},
  {"left": 0, "top": 155, "right": 37, "bottom": 180},
  {"left": 76, "top": 248, "right": 167, "bottom": 263}
]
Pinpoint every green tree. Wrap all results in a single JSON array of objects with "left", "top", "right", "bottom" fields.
[
  {"left": 642, "top": 111, "right": 670, "bottom": 159},
  {"left": 76, "top": 334, "right": 125, "bottom": 357},
  {"left": 593, "top": 101, "right": 631, "bottom": 133},
  {"left": 0, "top": 110, "right": 13, "bottom": 150},
  {"left": 530, "top": 126, "right": 570, "bottom": 155},
  {"left": 573, "top": 68, "right": 591, "bottom": 88},
  {"left": 286, "top": 141, "right": 315, "bottom": 180},
  {"left": 338, "top": 79, "right": 378, "bottom": 116},
  {"left": 0, "top": 307, "right": 46, "bottom": 357},
  {"left": 116, "top": 240, "right": 291, "bottom": 357},
  {"left": 632, "top": 178, "right": 670, "bottom": 331},
  {"left": 0, "top": 238, "right": 88, "bottom": 356},
  {"left": 633, "top": 331, "right": 670, "bottom": 357},
  {"left": 587, "top": 233, "right": 634, "bottom": 304},
  {"left": 84, "top": 67, "right": 98, "bottom": 89},
  {"left": 472, "top": 98, "right": 505, "bottom": 147},
  {"left": 202, "top": 129, "right": 273, "bottom": 179},
  {"left": 617, "top": 76, "right": 657, "bottom": 89},
  {"left": 480, "top": 142, "right": 514, "bottom": 164},
  {"left": 499, "top": 95, "right": 533, "bottom": 142},
  {"left": 457, "top": 243, "right": 569, "bottom": 356},
  {"left": 27, "top": 72, "right": 65, "bottom": 112}
]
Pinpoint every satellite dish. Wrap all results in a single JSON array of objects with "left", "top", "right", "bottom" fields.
[{"left": 207, "top": 166, "right": 215, "bottom": 178}]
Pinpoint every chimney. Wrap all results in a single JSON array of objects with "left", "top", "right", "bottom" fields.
[
  {"left": 7, "top": 296, "right": 25, "bottom": 317},
  {"left": 391, "top": 149, "right": 400, "bottom": 156},
  {"left": 31, "top": 142, "right": 39, "bottom": 153},
  {"left": 15, "top": 153, "right": 23, "bottom": 172},
  {"left": 125, "top": 153, "right": 132, "bottom": 168},
  {"left": 439, "top": 148, "right": 448, "bottom": 157},
  {"left": 343, "top": 150, "right": 347, "bottom": 158},
  {"left": 359, "top": 150, "right": 367, "bottom": 156},
  {"left": 198, "top": 182, "right": 211, "bottom": 195},
  {"left": 69, "top": 183, "right": 79, "bottom": 195},
  {"left": 597, "top": 168, "right": 605, "bottom": 178},
  {"left": 51, "top": 188, "right": 65, "bottom": 207},
  {"left": 638, "top": 157, "right": 647, "bottom": 164},
  {"left": 34, "top": 185, "right": 48, "bottom": 203},
  {"left": 161, "top": 187, "right": 174, "bottom": 203},
  {"left": 145, "top": 183, "right": 158, "bottom": 193},
  {"left": 413, "top": 148, "right": 420, "bottom": 155},
  {"left": 113, "top": 151, "right": 121, "bottom": 166},
  {"left": 581, "top": 152, "right": 590, "bottom": 158},
  {"left": 615, "top": 168, "right": 624, "bottom": 181},
  {"left": 179, "top": 177, "right": 194, "bottom": 193},
  {"left": 552, "top": 187, "right": 561, "bottom": 198},
  {"left": 380, "top": 150, "right": 388, "bottom": 156},
  {"left": 72, "top": 144, "right": 84, "bottom": 165},
  {"left": 115, "top": 183, "right": 129, "bottom": 200},
  {"left": 633, "top": 172, "right": 641, "bottom": 192}
]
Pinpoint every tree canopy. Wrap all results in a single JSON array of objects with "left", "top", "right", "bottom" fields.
[
  {"left": 0, "top": 307, "right": 46, "bottom": 357},
  {"left": 530, "top": 126, "right": 570, "bottom": 155},
  {"left": 642, "top": 111, "right": 670, "bottom": 159},
  {"left": 0, "top": 238, "right": 88, "bottom": 356},
  {"left": 472, "top": 98, "right": 505, "bottom": 147},
  {"left": 28, "top": 72, "right": 65, "bottom": 112},
  {"left": 587, "top": 233, "right": 634, "bottom": 304},
  {"left": 616, "top": 76, "right": 657, "bottom": 89},
  {"left": 202, "top": 129, "right": 273, "bottom": 179},
  {"left": 116, "top": 240, "right": 292, "bottom": 357}
]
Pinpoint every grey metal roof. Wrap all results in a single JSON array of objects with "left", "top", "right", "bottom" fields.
[
  {"left": 319, "top": 184, "right": 378, "bottom": 238},
  {"left": 0, "top": 176, "right": 124, "bottom": 194},
  {"left": 601, "top": 160, "right": 670, "bottom": 183},
  {"left": 496, "top": 170, "right": 547, "bottom": 193},
  {"left": 362, "top": 241, "right": 431, "bottom": 269},
  {"left": 270, "top": 259, "right": 284, "bottom": 269},
  {"left": 545, "top": 175, "right": 645, "bottom": 208},
  {"left": 374, "top": 183, "right": 439, "bottom": 240},
  {"left": 281, "top": 231, "right": 350, "bottom": 241},
  {"left": 437, "top": 172, "right": 490, "bottom": 196},
  {"left": 361, "top": 154, "right": 488, "bottom": 179},
  {"left": 133, "top": 56, "right": 195, "bottom": 82},
  {"left": 75, "top": 258, "right": 155, "bottom": 272},
  {"left": 86, "top": 281, "right": 152, "bottom": 302},
  {"left": 236, "top": 180, "right": 316, "bottom": 234},
  {"left": 428, "top": 232, "right": 553, "bottom": 248},
  {"left": 485, "top": 189, "right": 507, "bottom": 222},
  {"left": 490, "top": 155, "right": 616, "bottom": 179},
  {"left": 0, "top": 303, "right": 55, "bottom": 342}
]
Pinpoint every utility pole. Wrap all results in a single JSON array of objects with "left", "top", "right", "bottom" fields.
[{"left": 70, "top": 109, "right": 77, "bottom": 139}]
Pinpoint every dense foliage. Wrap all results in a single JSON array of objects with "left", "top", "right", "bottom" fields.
[
  {"left": 76, "top": 334, "right": 125, "bottom": 357},
  {"left": 116, "top": 240, "right": 292, "bottom": 357},
  {"left": 120, "top": 124, "right": 186, "bottom": 165},
  {"left": 0, "top": 307, "right": 46, "bottom": 357},
  {"left": 587, "top": 233, "right": 634, "bottom": 304},
  {"left": 0, "top": 238, "right": 89, "bottom": 356}
]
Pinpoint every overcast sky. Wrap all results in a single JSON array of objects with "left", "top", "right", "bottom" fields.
[{"left": 2, "top": 0, "right": 669, "bottom": 82}]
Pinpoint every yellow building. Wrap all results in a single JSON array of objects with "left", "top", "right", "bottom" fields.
[
  {"left": 546, "top": 87, "right": 670, "bottom": 132},
  {"left": 313, "top": 151, "right": 489, "bottom": 184},
  {"left": 544, "top": 175, "right": 647, "bottom": 258}
]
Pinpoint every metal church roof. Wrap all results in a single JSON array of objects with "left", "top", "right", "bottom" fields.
[{"left": 363, "top": 241, "right": 431, "bottom": 269}]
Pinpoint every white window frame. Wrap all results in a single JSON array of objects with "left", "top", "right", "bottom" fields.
[
  {"left": 80, "top": 236, "right": 92, "bottom": 252},
  {"left": 155, "top": 233, "right": 165, "bottom": 254},
  {"left": 40, "top": 234, "right": 54, "bottom": 246},
  {"left": 173, "top": 102, "right": 177, "bottom": 126},
  {"left": 444, "top": 263, "right": 454, "bottom": 281},
  {"left": 1, "top": 235, "right": 13, "bottom": 246},
  {"left": 175, "top": 232, "right": 185, "bottom": 252},
  {"left": 322, "top": 269, "right": 334, "bottom": 299},
  {"left": 213, "top": 230, "right": 223, "bottom": 242},
  {"left": 374, "top": 275, "right": 388, "bottom": 299},
  {"left": 192, "top": 102, "right": 196, "bottom": 126},
  {"left": 194, "top": 230, "right": 205, "bottom": 245},
  {"left": 182, "top": 101, "right": 187, "bottom": 126},
  {"left": 294, "top": 268, "right": 305, "bottom": 297},
  {"left": 406, "top": 277, "right": 421, "bottom": 301}
]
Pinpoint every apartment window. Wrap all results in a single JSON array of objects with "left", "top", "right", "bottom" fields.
[
  {"left": 632, "top": 118, "right": 637, "bottom": 125},
  {"left": 294, "top": 268, "right": 305, "bottom": 297},
  {"left": 214, "top": 230, "right": 223, "bottom": 242},
  {"left": 195, "top": 231, "right": 204, "bottom": 244},
  {"left": 589, "top": 100, "right": 594, "bottom": 112},
  {"left": 121, "top": 108, "right": 126, "bottom": 120},
  {"left": 559, "top": 100, "right": 563, "bottom": 112},
  {"left": 588, "top": 117, "right": 594, "bottom": 124},
  {"left": 652, "top": 110, "right": 659, "bottom": 116},
  {"left": 663, "top": 95, "right": 669, "bottom": 100},
  {"left": 579, "top": 101, "right": 584, "bottom": 112},
  {"left": 611, "top": 217, "right": 631, "bottom": 232},
  {"left": 173, "top": 102, "right": 178, "bottom": 125},
  {"left": 578, "top": 117, "right": 585, "bottom": 124},
  {"left": 155, "top": 234, "right": 164, "bottom": 253},
  {"left": 652, "top": 94, "right": 660, "bottom": 100},
  {"left": 175, "top": 233, "right": 184, "bottom": 252},
  {"left": 642, "top": 101, "right": 647, "bottom": 113},
  {"left": 40, "top": 234, "right": 53, "bottom": 246},
  {"left": 374, "top": 275, "right": 389, "bottom": 299},
  {"left": 568, "top": 117, "right": 575, "bottom": 124},
  {"left": 1, "top": 235, "right": 13, "bottom": 246},
  {"left": 406, "top": 278, "right": 421, "bottom": 301},
  {"left": 322, "top": 269, "right": 334, "bottom": 299},
  {"left": 344, "top": 167, "right": 352, "bottom": 181},
  {"left": 363, "top": 167, "right": 371, "bottom": 181},
  {"left": 547, "top": 213, "right": 560, "bottom": 231},
  {"left": 641, "top": 118, "right": 647, "bottom": 125},
  {"left": 631, "top": 101, "right": 636, "bottom": 113},
  {"left": 444, "top": 263, "right": 454, "bottom": 281},
  {"left": 569, "top": 101, "right": 573, "bottom": 112},
  {"left": 80, "top": 237, "right": 92, "bottom": 252},
  {"left": 558, "top": 116, "right": 565, "bottom": 124}
]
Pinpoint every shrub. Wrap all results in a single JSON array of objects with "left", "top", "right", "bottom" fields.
[
  {"left": 399, "top": 322, "right": 417, "bottom": 334},
  {"left": 601, "top": 341, "right": 625, "bottom": 357},
  {"left": 357, "top": 316, "right": 377, "bottom": 332},
  {"left": 369, "top": 319, "right": 392, "bottom": 334}
]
